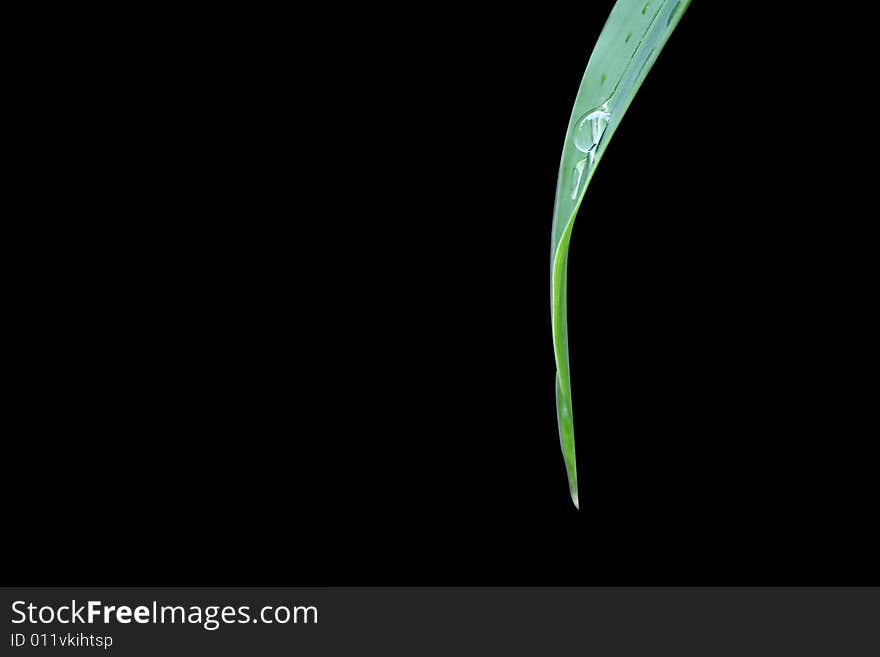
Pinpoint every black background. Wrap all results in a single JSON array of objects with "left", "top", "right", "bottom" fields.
[{"left": 6, "top": 3, "right": 876, "bottom": 585}]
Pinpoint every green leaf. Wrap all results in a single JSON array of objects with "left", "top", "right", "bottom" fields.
[{"left": 551, "top": 0, "right": 691, "bottom": 508}]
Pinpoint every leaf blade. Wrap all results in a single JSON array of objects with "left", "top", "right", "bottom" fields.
[{"left": 551, "top": 0, "right": 691, "bottom": 508}]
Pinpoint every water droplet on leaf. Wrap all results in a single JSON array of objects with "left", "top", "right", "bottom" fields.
[
  {"left": 667, "top": 1, "right": 681, "bottom": 26},
  {"left": 569, "top": 159, "right": 588, "bottom": 200},
  {"left": 573, "top": 110, "right": 610, "bottom": 153}
]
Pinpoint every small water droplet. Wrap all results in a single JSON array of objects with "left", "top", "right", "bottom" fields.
[
  {"left": 667, "top": 1, "right": 681, "bottom": 26},
  {"left": 637, "top": 48, "right": 656, "bottom": 79},
  {"left": 625, "top": 32, "right": 632, "bottom": 43},
  {"left": 573, "top": 109, "right": 610, "bottom": 154},
  {"left": 642, "top": 2, "right": 649, "bottom": 15},
  {"left": 569, "top": 158, "right": 587, "bottom": 200},
  {"left": 600, "top": 73, "right": 607, "bottom": 85}
]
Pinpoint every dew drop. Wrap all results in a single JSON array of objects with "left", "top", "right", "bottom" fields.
[
  {"left": 625, "top": 32, "right": 632, "bottom": 43},
  {"left": 569, "top": 158, "right": 588, "bottom": 200},
  {"left": 637, "top": 48, "right": 656, "bottom": 79},
  {"left": 573, "top": 109, "right": 611, "bottom": 153},
  {"left": 667, "top": 1, "right": 681, "bottom": 26},
  {"left": 642, "top": 2, "right": 649, "bottom": 15}
]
